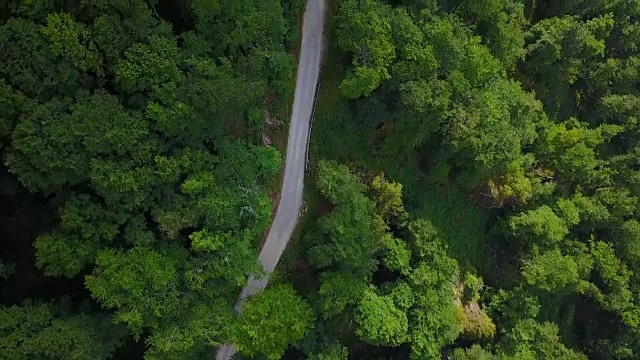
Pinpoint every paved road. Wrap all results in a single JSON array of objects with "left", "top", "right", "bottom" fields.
[{"left": 215, "top": 0, "right": 325, "bottom": 359}]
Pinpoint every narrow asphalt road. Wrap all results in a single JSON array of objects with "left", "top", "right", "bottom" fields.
[{"left": 215, "top": 0, "right": 326, "bottom": 358}]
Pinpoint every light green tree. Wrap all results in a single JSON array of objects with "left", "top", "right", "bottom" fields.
[{"left": 233, "top": 285, "right": 314, "bottom": 360}]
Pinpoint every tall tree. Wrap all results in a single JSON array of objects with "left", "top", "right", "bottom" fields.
[{"left": 233, "top": 285, "right": 314, "bottom": 360}]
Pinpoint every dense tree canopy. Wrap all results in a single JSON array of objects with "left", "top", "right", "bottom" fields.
[
  {"left": 291, "top": 0, "right": 640, "bottom": 359},
  {"left": 3, "top": 0, "right": 640, "bottom": 359},
  {"left": 0, "top": 0, "right": 299, "bottom": 358}
]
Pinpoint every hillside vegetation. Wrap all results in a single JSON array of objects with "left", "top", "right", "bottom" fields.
[
  {"left": 1, "top": 0, "right": 640, "bottom": 360},
  {"left": 0, "top": 0, "right": 305, "bottom": 359},
  {"left": 292, "top": 0, "right": 640, "bottom": 359}
]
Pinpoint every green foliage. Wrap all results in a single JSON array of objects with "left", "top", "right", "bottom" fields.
[
  {"left": 317, "top": 271, "right": 369, "bottom": 318},
  {"left": 308, "top": 343, "right": 349, "bottom": 360},
  {"left": 523, "top": 14, "right": 614, "bottom": 117},
  {"left": 507, "top": 205, "right": 569, "bottom": 248},
  {"left": 4, "top": 0, "right": 640, "bottom": 358},
  {"left": 406, "top": 222, "right": 461, "bottom": 359},
  {"left": 85, "top": 247, "right": 182, "bottom": 336},
  {"left": 336, "top": 0, "right": 395, "bottom": 98},
  {"left": 458, "top": 0, "right": 527, "bottom": 68},
  {"left": 0, "top": 302, "right": 125, "bottom": 360},
  {"left": 463, "top": 273, "right": 485, "bottom": 303},
  {"left": 0, "top": 260, "right": 16, "bottom": 280},
  {"left": 184, "top": 230, "right": 261, "bottom": 295},
  {"left": 0, "top": 18, "right": 80, "bottom": 100},
  {"left": 488, "top": 159, "right": 534, "bottom": 206},
  {"left": 371, "top": 173, "right": 408, "bottom": 224},
  {"left": 6, "top": 91, "right": 152, "bottom": 193},
  {"left": 450, "top": 344, "right": 495, "bottom": 360},
  {"left": 302, "top": 162, "right": 467, "bottom": 358},
  {"left": 590, "top": 241, "right": 639, "bottom": 326},
  {"left": 355, "top": 289, "right": 409, "bottom": 346},
  {"left": 192, "top": 0, "right": 287, "bottom": 56},
  {"left": 0, "top": 1, "right": 298, "bottom": 359},
  {"left": 445, "top": 79, "right": 541, "bottom": 182},
  {"left": 458, "top": 306, "right": 497, "bottom": 341},
  {"left": 304, "top": 0, "right": 640, "bottom": 358},
  {"left": 316, "top": 160, "right": 367, "bottom": 204},
  {"left": 488, "top": 288, "right": 541, "bottom": 328},
  {"left": 617, "top": 220, "right": 640, "bottom": 270},
  {"left": 6, "top": 100, "right": 88, "bottom": 192},
  {"left": 413, "top": 184, "right": 491, "bottom": 271},
  {"left": 233, "top": 285, "right": 314, "bottom": 360},
  {"left": 497, "top": 320, "right": 588, "bottom": 359},
  {"left": 534, "top": 118, "right": 623, "bottom": 186},
  {"left": 382, "top": 234, "right": 412, "bottom": 275},
  {"left": 144, "top": 299, "right": 235, "bottom": 359},
  {"left": 521, "top": 249, "right": 581, "bottom": 292},
  {"left": 41, "top": 13, "right": 102, "bottom": 74},
  {"left": 310, "top": 161, "right": 386, "bottom": 281},
  {"left": 115, "top": 35, "right": 181, "bottom": 93}
]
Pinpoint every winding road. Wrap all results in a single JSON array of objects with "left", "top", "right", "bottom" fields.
[{"left": 215, "top": 0, "right": 326, "bottom": 358}]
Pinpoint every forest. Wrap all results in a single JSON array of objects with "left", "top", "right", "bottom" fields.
[{"left": 1, "top": 0, "right": 640, "bottom": 359}]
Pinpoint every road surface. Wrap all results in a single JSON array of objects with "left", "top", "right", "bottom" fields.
[{"left": 215, "top": 0, "right": 325, "bottom": 358}]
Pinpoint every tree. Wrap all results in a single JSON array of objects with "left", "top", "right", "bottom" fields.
[
  {"left": 317, "top": 271, "right": 369, "bottom": 318},
  {"left": 308, "top": 343, "right": 349, "bottom": 360},
  {"left": 89, "top": 158, "right": 155, "bottom": 210},
  {"left": 0, "top": 18, "right": 80, "bottom": 100},
  {"left": 0, "top": 302, "right": 125, "bottom": 360},
  {"left": 488, "top": 288, "right": 541, "bottom": 329},
  {"left": 457, "top": 0, "right": 526, "bottom": 68},
  {"left": 487, "top": 159, "right": 534, "bottom": 206},
  {"left": 316, "top": 160, "right": 367, "bottom": 205},
  {"left": 144, "top": 299, "right": 236, "bottom": 360},
  {"left": 522, "top": 14, "right": 614, "bottom": 118},
  {"left": 371, "top": 173, "right": 408, "bottom": 224},
  {"left": 0, "top": 1, "right": 298, "bottom": 359},
  {"left": 115, "top": 35, "right": 181, "bottom": 94},
  {"left": 192, "top": 0, "right": 287, "bottom": 57},
  {"left": 450, "top": 344, "right": 495, "bottom": 360},
  {"left": 355, "top": 289, "right": 409, "bottom": 346},
  {"left": 407, "top": 237, "right": 461, "bottom": 359},
  {"left": 185, "top": 229, "right": 261, "bottom": 297},
  {"left": 407, "top": 218, "right": 441, "bottom": 259},
  {"left": 34, "top": 194, "right": 127, "bottom": 277},
  {"left": 41, "top": 13, "right": 102, "bottom": 74},
  {"left": 534, "top": 118, "right": 622, "bottom": 187},
  {"left": 309, "top": 162, "right": 386, "bottom": 280},
  {"left": 233, "top": 285, "right": 314, "bottom": 360},
  {"left": 6, "top": 100, "right": 88, "bottom": 192},
  {"left": 617, "top": 220, "right": 640, "bottom": 271},
  {"left": 409, "top": 285, "right": 461, "bottom": 359},
  {"left": 521, "top": 249, "right": 582, "bottom": 292},
  {"left": 6, "top": 91, "right": 152, "bottom": 194},
  {"left": 590, "top": 241, "right": 638, "bottom": 326},
  {"left": 0, "top": 81, "right": 29, "bottom": 150},
  {"left": 497, "top": 320, "right": 588, "bottom": 360},
  {"left": 445, "top": 79, "right": 540, "bottom": 184},
  {"left": 336, "top": 0, "right": 395, "bottom": 98},
  {"left": 507, "top": 206, "right": 569, "bottom": 249},
  {"left": 69, "top": 91, "right": 151, "bottom": 157},
  {"left": 382, "top": 234, "right": 412, "bottom": 275},
  {"left": 85, "top": 246, "right": 182, "bottom": 336}
]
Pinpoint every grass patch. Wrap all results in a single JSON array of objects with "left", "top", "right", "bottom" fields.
[
  {"left": 415, "top": 182, "right": 492, "bottom": 274},
  {"left": 308, "top": 2, "right": 370, "bottom": 168}
]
